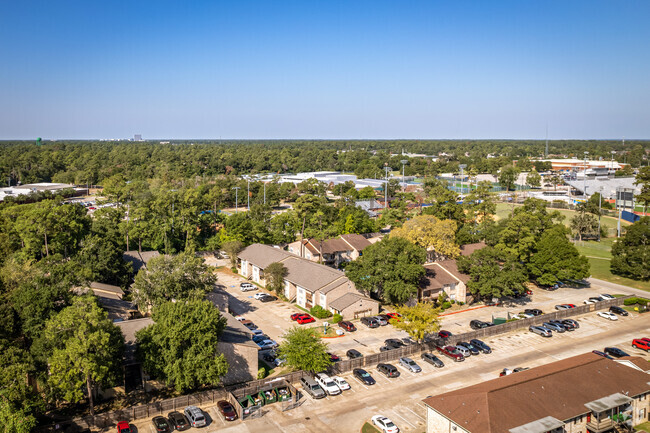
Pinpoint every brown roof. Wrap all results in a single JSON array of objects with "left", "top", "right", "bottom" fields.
[
  {"left": 422, "top": 260, "right": 468, "bottom": 289},
  {"left": 460, "top": 242, "right": 487, "bottom": 256},
  {"left": 307, "top": 238, "right": 351, "bottom": 255},
  {"left": 123, "top": 250, "right": 161, "bottom": 273},
  {"left": 238, "top": 244, "right": 294, "bottom": 268},
  {"left": 281, "top": 256, "right": 349, "bottom": 293},
  {"left": 616, "top": 356, "right": 650, "bottom": 372},
  {"left": 89, "top": 281, "right": 124, "bottom": 297},
  {"left": 340, "top": 234, "right": 372, "bottom": 251},
  {"left": 422, "top": 352, "right": 650, "bottom": 433},
  {"left": 328, "top": 292, "right": 377, "bottom": 311}
]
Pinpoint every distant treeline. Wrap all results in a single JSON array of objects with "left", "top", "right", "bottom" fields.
[{"left": 0, "top": 139, "right": 647, "bottom": 186}]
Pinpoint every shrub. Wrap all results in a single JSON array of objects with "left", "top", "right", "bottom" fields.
[
  {"left": 257, "top": 367, "right": 267, "bottom": 379},
  {"left": 309, "top": 305, "right": 333, "bottom": 319},
  {"left": 624, "top": 297, "right": 639, "bottom": 306},
  {"left": 441, "top": 301, "right": 452, "bottom": 310},
  {"left": 231, "top": 267, "right": 238, "bottom": 274},
  {"left": 332, "top": 314, "right": 343, "bottom": 324}
]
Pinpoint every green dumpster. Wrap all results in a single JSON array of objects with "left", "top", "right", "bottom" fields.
[
  {"left": 238, "top": 394, "right": 256, "bottom": 413},
  {"left": 276, "top": 386, "right": 291, "bottom": 402},
  {"left": 253, "top": 392, "right": 265, "bottom": 407},
  {"left": 261, "top": 388, "right": 278, "bottom": 404}
]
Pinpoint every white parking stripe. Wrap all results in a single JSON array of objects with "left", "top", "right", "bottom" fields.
[
  {"left": 404, "top": 406, "right": 426, "bottom": 421},
  {"left": 388, "top": 409, "right": 417, "bottom": 428}
]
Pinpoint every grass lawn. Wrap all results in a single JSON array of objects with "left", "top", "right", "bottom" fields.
[
  {"left": 635, "top": 421, "right": 650, "bottom": 433},
  {"left": 361, "top": 422, "right": 381, "bottom": 433}
]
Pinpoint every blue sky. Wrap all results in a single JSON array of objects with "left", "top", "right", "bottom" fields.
[{"left": 1, "top": 0, "right": 649, "bottom": 139}]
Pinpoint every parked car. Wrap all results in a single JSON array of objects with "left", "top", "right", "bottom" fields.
[
  {"left": 584, "top": 297, "right": 602, "bottom": 305},
  {"left": 592, "top": 350, "right": 613, "bottom": 359},
  {"left": 470, "top": 339, "right": 492, "bottom": 354},
  {"left": 421, "top": 352, "right": 445, "bottom": 368},
  {"left": 469, "top": 320, "right": 492, "bottom": 330},
  {"left": 399, "top": 357, "right": 422, "bottom": 373},
  {"left": 117, "top": 422, "right": 132, "bottom": 433},
  {"left": 256, "top": 339, "right": 278, "bottom": 350},
  {"left": 632, "top": 339, "right": 650, "bottom": 351},
  {"left": 384, "top": 338, "right": 405, "bottom": 349},
  {"left": 240, "top": 282, "right": 255, "bottom": 292},
  {"left": 597, "top": 311, "right": 618, "bottom": 321},
  {"left": 438, "top": 330, "right": 452, "bottom": 339},
  {"left": 524, "top": 309, "right": 543, "bottom": 316},
  {"left": 259, "top": 294, "right": 277, "bottom": 302},
  {"left": 373, "top": 316, "right": 389, "bottom": 326},
  {"left": 562, "top": 318, "right": 580, "bottom": 329},
  {"left": 253, "top": 292, "right": 268, "bottom": 300},
  {"left": 436, "top": 345, "right": 465, "bottom": 362},
  {"left": 377, "top": 363, "right": 400, "bottom": 378},
  {"left": 252, "top": 334, "right": 270, "bottom": 343},
  {"left": 604, "top": 347, "right": 629, "bottom": 358},
  {"left": 300, "top": 376, "right": 326, "bottom": 399},
  {"left": 599, "top": 294, "right": 615, "bottom": 300},
  {"left": 386, "top": 312, "right": 402, "bottom": 321},
  {"left": 500, "top": 367, "right": 528, "bottom": 377},
  {"left": 291, "top": 313, "right": 306, "bottom": 321},
  {"left": 184, "top": 406, "right": 206, "bottom": 428},
  {"left": 338, "top": 320, "right": 357, "bottom": 332},
  {"left": 377, "top": 314, "right": 392, "bottom": 323},
  {"left": 361, "top": 317, "right": 380, "bottom": 328},
  {"left": 217, "top": 400, "right": 238, "bottom": 421},
  {"left": 331, "top": 376, "right": 351, "bottom": 390},
  {"left": 457, "top": 341, "right": 480, "bottom": 355},
  {"left": 379, "top": 345, "right": 397, "bottom": 352},
  {"left": 517, "top": 312, "right": 535, "bottom": 319},
  {"left": 401, "top": 337, "right": 416, "bottom": 345},
  {"left": 315, "top": 373, "right": 341, "bottom": 395},
  {"left": 297, "top": 315, "right": 315, "bottom": 324},
  {"left": 347, "top": 349, "right": 363, "bottom": 359},
  {"left": 353, "top": 368, "right": 376, "bottom": 385},
  {"left": 609, "top": 306, "right": 628, "bottom": 316},
  {"left": 151, "top": 416, "right": 172, "bottom": 433},
  {"left": 543, "top": 322, "right": 566, "bottom": 333},
  {"left": 328, "top": 352, "right": 341, "bottom": 362},
  {"left": 167, "top": 411, "right": 190, "bottom": 431},
  {"left": 549, "top": 320, "right": 574, "bottom": 331},
  {"left": 455, "top": 345, "right": 471, "bottom": 357},
  {"left": 371, "top": 415, "right": 400, "bottom": 433},
  {"left": 555, "top": 304, "right": 573, "bottom": 310},
  {"left": 529, "top": 325, "right": 552, "bottom": 337},
  {"left": 240, "top": 319, "right": 257, "bottom": 330}
]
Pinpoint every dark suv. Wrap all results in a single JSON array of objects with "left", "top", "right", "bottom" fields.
[
  {"left": 469, "top": 320, "right": 492, "bottom": 330},
  {"left": 361, "top": 317, "right": 379, "bottom": 328},
  {"left": 377, "top": 363, "right": 400, "bottom": 378},
  {"left": 347, "top": 349, "right": 363, "bottom": 359}
]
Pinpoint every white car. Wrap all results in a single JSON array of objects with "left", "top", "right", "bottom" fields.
[
  {"left": 314, "top": 373, "right": 341, "bottom": 395},
  {"left": 372, "top": 415, "right": 400, "bottom": 433},
  {"left": 455, "top": 346, "right": 471, "bottom": 357},
  {"left": 331, "top": 376, "right": 350, "bottom": 391},
  {"left": 599, "top": 294, "right": 615, "bottom": 300},
  {"left": 253, "top": 292, "right": 269, "bottom": 300},
  {"left": 597, "top": 311, "right": 618, "bottom": 321},
  {"left": 583, "top": 299, "right": 599, "bottom": 305},
  {"left": 240, "top": 282, "right": 255, "bottom": 291}
]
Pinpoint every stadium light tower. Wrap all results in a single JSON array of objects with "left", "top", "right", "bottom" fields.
[
  {"left": 232, "top": 187, "right": 240, "bottom": 213},
  {"left": 401, "top": 160, "right": 408, "bottom": 192},
  {"left": 384, "top": 165, "right": 392, "bottom": 209}
]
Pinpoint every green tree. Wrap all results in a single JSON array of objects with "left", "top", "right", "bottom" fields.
[
  {"left": 391, "top": 303, "right": 441, "bottom": 343},
  {"left": 265, "top": 262, "right": 288, "bottom": 295},
  {"left": 136, "top": 300, "right": 228, "bottom": 392},
  {"left": 498, "top": 164, "right": 520, "bottom": 191},
  {"left": 611, "top": 217, "right": 650, "bottom": 280},
  {"left": 457, "top": 247, "right": 528, "bottom": 299},
  {"left": 0, "top": 396, "right": 36, "bottom": 433},
  {"left": 635, "top": 166, "right": 650, "bottom": 215},
  {"left": 465, "top": 180, "right": 497, "bottom": 223},
  {"left": 276, "top": 327, "right": 331, "bottom": 373},
  {"left": 132, "top": 253, "right": 216, "bottom": 311},
  {"left": 346, "top": 237, "right": 426, "bottom": 304},
  {"left": 358, "top": 186, "right": 377, "bottom": 199},
  {"left": 43, "top": 295, "right": 125, "bottom": 416},
  {"left": 527, "top": 225, "right": 590, "bottom": 285},
  {"left": 526, "top": 170, "right": 541, "bottom": 188},
  {"left": 570, "top": 213, "right": 600, "bottom": 241}
]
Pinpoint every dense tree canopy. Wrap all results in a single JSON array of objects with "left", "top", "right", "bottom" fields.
[
  {"left": 276, "top": 327, "right": 332, "bottom": 373},
  {"left": 527, "top": 225, "right": 590, "bottom": 285},
  {"left": 611, "top": 217, "right": 650, "bottom": 281},
  {"left": 457, "top": 246, "right": 528, "bottom": 299}
]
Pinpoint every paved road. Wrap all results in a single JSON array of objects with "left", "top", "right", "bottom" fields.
[{"left": 124, "top": 308, "right": 649, "bottom": 433}]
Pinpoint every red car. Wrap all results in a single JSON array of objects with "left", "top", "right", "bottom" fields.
[
  {"left": 436, "top": 345, "right": 465, "bottom": 362},
  {"left": 296, "top": 315, "right": 315, "bottom": 324},
  {"left": 117, "top": 422, "right": 132, "bottom": 433},
  {"left": 632, "top": 339, "right": 650, "bottom": 351},
  {"left": 386, "top": 312, "right": 402, "bottom": 321},
  {"left": 328, "top": 352, "right": 341, "bottom": 362},
  {"left": 217, "top": 400, "right": 238, "bottom": 421},
  {"left": 338, "top": 320, "right": 357, "bottom": 332},
  {"left": 438, "top": 330, "right": 452, "bottom": 339},
  {"left": 291, "top": 313, "right": 306, "bottom": 321}
]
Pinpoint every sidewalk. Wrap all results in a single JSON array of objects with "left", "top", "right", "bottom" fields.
[{"left": 587, "top": 277, "right": 649, "bottom": 297}]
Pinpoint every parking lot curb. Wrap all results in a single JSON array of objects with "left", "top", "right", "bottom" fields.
[{"left": 439, "top": 305, "right": 489, "bottom": 317}]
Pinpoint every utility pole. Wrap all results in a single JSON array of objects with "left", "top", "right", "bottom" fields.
[
  {"left": 247, "top": 179, "right": 250, "bottom": 210},
  {"left": 263, "top": 182, "right": 266, "bottom": 205},
  {"left": 583, "top": 151, "right": 589, "bottom": 199},
  {"left": 232, "top": 187, "right": 240, "bottom": 213},
  {"left": 384, "top": 165, "right": 391, "bottom": 209},
  {"left": 401, "top": 160, "right": 408, "bottom": 192}
]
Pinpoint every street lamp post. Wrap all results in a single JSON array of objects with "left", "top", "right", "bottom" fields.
[
  {"left": 384, "top": 165, "right": 391, "bottom": 209},
  {"left": 610, "top": 151, "right": 616, "bottom": 174},
  {"left": 232, "top": 187, "right": 240, "bottom": 213},
  {"left": 401, "top": 160, "right": 408, "bottom": 192}
]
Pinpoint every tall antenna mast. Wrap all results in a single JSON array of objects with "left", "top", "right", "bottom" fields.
[{"left": 545, "top": 123, "right": 549, "bottom": 158}]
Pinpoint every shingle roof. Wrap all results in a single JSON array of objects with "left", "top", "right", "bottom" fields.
[
  {"left": 89, "top": 282, "right": 124, "bottom": 297},
  {"left": 238, "top": 244, "right": 295, "bottom": 269},
  {"left": 328, "top": 292, "right": 377, "bottom": 311},
  {"left": 422, "top": 263, "right": 459, "bottom": 289},
  {"left": 307, "top": 238, "right": 350, "bottom": 255},
  {"left": 123, "top": 250, "right": 161, "bottom": 273},
  {"left": 437, "top": 260, "right": 470, "bottom": 284},
  {"left": 422, "top": 352, "right": 650, "bottom": 433},
  {"left": 281, "top": 256, "right": 348, "bottom": 293},
  {"left": 340, "top": 234, "right": 372, "bottom": 251},
  {"left": 460, "top": 242, "right": 487, "bottom": 256},
  {"left": 319, "top": 279, "right": 351, "bottom": 295}
]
